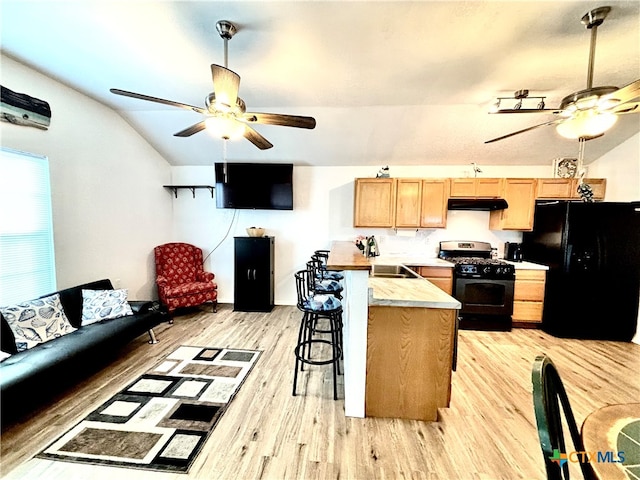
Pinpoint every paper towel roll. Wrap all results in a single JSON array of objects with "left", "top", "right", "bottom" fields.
[{"left": 395, "top": 229, "right": 417, "bottom": 237}]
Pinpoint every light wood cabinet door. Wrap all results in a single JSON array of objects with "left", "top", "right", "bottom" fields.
[
  {"left": 489, "top": 178, "right": 537, "bottom": 231},
  {"left": 476, "top": 178, "right": 503, "bottom": 198},
  {"left": 354, "top": 178, "right": 396, "bottom": 227},
  {"left": 450, "top": 178, "right": 502, "bottom": 198},
  {"left": 395, "top": 179, "right": 423, "bottom": 228},
  {"left": 449, "top": 178, "right": 476, "bottom": 197},
  {"left": 536, "top": 179, "right": 574, "bottom": 199},
  {"left": 420, "top": 179, "right": 449, "bottom": 228},
  {"left": 417, "top": 266, "right": 453, "bottom": 294},
  {"left": 513, "top": 269, "right": 546, "bottom": 325}
]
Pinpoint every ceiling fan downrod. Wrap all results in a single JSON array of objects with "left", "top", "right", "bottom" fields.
[
  {"left": 582, "top": 6, "right": 611, "bottom": 90},
  {"left": 215, "top": 20, "right": 237, "bottom": 69}
]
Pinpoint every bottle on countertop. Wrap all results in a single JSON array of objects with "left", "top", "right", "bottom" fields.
[
  {"left": 367, "top": 235, "right": 380, "bottom": 257},
  {"left": 491, "top": 247, "right": 498, "bottom": 260}
]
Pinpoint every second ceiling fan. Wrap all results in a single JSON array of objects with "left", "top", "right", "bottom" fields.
[
  {"left": 111, "top": 20, "right": 316, "bottom": 150},
  {"left": 485, "top": 6, "right": 639, "bottom": 144}
]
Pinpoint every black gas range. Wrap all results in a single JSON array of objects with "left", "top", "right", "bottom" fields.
[{"left": 439, "top": 241, "right": 515, "bottom": 331}]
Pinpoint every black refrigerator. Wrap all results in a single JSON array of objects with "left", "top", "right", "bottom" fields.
[{"left": 522, "top": 201, "right": 640, "bottom": 341}]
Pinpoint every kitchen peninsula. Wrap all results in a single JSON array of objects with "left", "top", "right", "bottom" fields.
[{"left": 327, "top": 241, "right": 461, "bottom": 421}]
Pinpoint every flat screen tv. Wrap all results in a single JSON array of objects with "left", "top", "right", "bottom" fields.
[{"left": 215, "top": 162, "right": 294, "bottom": 210}]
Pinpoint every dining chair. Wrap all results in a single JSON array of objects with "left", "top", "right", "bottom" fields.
[{"left": 531, "top": 355, "right": 594, "bottom": 480}]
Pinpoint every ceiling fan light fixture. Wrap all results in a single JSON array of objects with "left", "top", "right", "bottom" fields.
[
  {"left": 556, "top": 110, "right": 617, "bottom": 139},
  {"left": 205, "top": 115, "right": 245, "bottom": 140}
]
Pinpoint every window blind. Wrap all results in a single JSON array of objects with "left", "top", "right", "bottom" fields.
[{"left": 0, "top": 147, "right": 56, "bottom": 305}]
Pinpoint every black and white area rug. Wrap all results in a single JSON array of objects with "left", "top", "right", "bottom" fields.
[{"left": 37, "top": 345, "right": 260, "bottom": 473}]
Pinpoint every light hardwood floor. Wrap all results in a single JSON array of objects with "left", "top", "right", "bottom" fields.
[{"left": 1, "top": 305, "right": 639, "bottom": 479}]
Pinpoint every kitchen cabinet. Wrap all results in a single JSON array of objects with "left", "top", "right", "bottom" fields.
[
  {"left": 354, "top": 178, "right": 396, "bottom": 227},
  {"left": 395, "top": 179, "right": 423, "bottom": 228},
  {"left": 536, "top": 178, "right": 606, "bottom": 200},
  {"left": 450, "top": 178, "right": 502, "bottom": 198},
  {"left": 571, "top": 178, "right": 606, "bottom": 200},
  {"left": 234, "top": 236, "right": 274, "bottom": 312},
  {"left": 536, "top": 179, "right": 575, "bottom": 199},
  {"left": 366, "top": 305, "right": 456, "bottom": 421},
  {"left": 489, "top": 178, "right": 537, "bottom": 231},
  {"left": 420, "top": 179, "right": 449, "bottom": 228},
  {"left": 354, "top": 178, "right": 448, "bottom": 229},
  {"left": 512, "top": 269, "right": 546, "bottom": 326},
  {"left": 417, "top": 266, "right": 453, "bottom": 294}
]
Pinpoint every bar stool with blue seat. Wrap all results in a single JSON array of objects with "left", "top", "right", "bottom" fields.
[
  {"left": 312, "top": 250, "right": 344, "bottom": 281},
  {"left": 292, "top": 269, "right": 343, "bottom": 400},
  {"left": 307, "top": 258, "right": 343, "bottom": 299}
]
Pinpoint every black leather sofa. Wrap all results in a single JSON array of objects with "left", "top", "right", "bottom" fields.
[{"left": 0, "top": 279, "right": 166, "bottom": 424}]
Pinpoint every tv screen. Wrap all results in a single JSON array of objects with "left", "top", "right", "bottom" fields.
[{"left": 215, "top": 162, "right": 293, "bottom": 210}]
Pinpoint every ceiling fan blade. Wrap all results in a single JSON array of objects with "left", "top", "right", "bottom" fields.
[
  {"left": 485, "top": 119, "right": 561, "bottom": 144},
  {"left": 242, "top": 112, "right": 316, "bottom": 129},
  {"left": 211, "top": 65, "right": 240, "bottom": 110},
  {"left": 174, "top": 121, "right": 207, "bottom": 137},
  {"left": 110, "top": 88, "right": 206, "bottom": 114},
  {"left": 603, "top": 79, "right": 640, "bottom": 106},
  {"left": 243, "top": 125, "right": 273, "bottom": 150},
  {"left": 611, "top": 102, "right": 639, "bottom": 114}
]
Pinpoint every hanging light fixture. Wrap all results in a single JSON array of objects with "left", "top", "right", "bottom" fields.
[
  {"left": 556, "top": 109, "right": 618, "bottom": 139},
  {"left": 205, "top": 115, "right": 245, "bottom": 140}
]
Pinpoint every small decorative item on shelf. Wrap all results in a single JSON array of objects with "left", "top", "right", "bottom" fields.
[
  {"left": 354, "top": 235, "right": 366, "bottom": 255},
  {"left": 376, "top": 166, "right": 390, "bottom": 178},
  {"left": 576, "top": 181, "right": 594, "bottom": 202},
  {"left": 553, "top": 157, "right": 578, "bottom": 178},
  {"left": 246, "top": 227, "right": 265, "bottom": 237}
]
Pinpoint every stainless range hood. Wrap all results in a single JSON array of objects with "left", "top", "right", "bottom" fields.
[{"left": 447, "top": 198, "right": 509, "bottom": 211}]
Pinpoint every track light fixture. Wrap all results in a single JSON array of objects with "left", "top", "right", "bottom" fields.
[{"left": 488, "top": 89, "right": 549, "bottom": 113}]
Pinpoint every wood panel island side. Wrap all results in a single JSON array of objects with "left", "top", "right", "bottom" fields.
[{"left": 327, "top": 241, "right": 461, "bottom": 421}]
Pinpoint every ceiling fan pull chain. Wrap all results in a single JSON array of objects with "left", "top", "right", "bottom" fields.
[{"left": 577, "top": 138, "right": 586, "bottom": 177}]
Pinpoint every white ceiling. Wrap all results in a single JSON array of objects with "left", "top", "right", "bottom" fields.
[{"left": 2, "top": 1, "right": 639, "bottom": 167}]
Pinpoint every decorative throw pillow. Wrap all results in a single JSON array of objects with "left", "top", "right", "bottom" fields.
[
  {"left": 0, "top": 293, "right": 76, "bottom": 352},
  {"left": 81, "top": 289, "right": 133, "bottom": 325}
]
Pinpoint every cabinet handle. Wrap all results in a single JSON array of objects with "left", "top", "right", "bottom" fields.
[
  {"left": 247, "top": 269, "right": 251, "bottom": 281},
  {"left": 252, "top": 269, "right": 257, "bottom": 280}
]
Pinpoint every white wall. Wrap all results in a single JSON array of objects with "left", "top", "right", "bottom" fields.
[
  {"left": 0, "top": 55, "right": 173, "bottom": 299},
  {"left": 588, "top": 133, "right": 640, "bottom": 201}
]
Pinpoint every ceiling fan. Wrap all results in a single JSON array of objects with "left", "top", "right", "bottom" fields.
[
  {"left": 485, "top": 6, "right": 640, "bottom": 144},
  {"left": 110, "top": 20, "right": 316, "bottom": 150}
]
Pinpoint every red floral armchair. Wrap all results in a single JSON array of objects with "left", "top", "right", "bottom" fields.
[{"left": 153, "top": 243, "right": 218, "bottom": 313}]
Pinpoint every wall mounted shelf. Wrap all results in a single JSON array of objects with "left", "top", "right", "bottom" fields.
[{"left": 163, "top": 185, "right": 215, "bottom": 199}]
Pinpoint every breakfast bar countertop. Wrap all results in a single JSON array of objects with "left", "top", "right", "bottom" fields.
[
  {"left": 372, "top": 255, "right": 454, "bottom": 268},
  {"left": 368, "top": 275, "right": 461, "bottom": 309},
  {"left": 326, "top": 242, "right": 460, "bottom": 310}
]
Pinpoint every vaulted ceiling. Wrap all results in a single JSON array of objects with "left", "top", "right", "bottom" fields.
[{"left": 2, "top": 1, "right": 639, "bottom": 167}]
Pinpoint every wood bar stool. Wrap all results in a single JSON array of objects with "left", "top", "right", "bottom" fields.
[{"left": 292, "top": 269, "right": 343, "bottom": 400}]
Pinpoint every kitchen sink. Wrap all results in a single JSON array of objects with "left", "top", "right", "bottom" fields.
[{"left": 369, "top": 264, "right": 421, "bottom": 279}]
